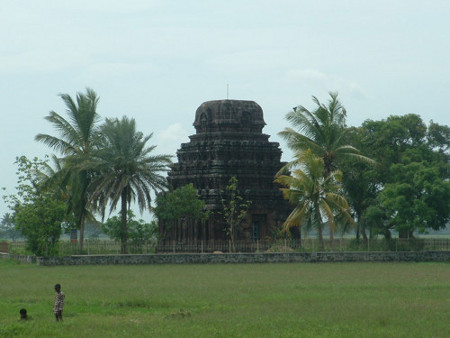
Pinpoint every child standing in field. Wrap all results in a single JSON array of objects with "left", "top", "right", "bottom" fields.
[
  {"left": 53, "top": 284, "right": 65, "bottom": 322},
  {"left": 18, "top": 308, "right": 30, "bottom": 321}
]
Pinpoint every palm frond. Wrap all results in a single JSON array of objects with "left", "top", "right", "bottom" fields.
[{"left": 283, "top": 203, "right": 310, "bottom": 230}]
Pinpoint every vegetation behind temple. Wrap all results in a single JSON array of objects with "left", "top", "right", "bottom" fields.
[{"left": 1, "top": 89, "right": 449, "bottom": 256}]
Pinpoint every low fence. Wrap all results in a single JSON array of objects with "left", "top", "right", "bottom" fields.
[
  {"left": 0, "top": 241, "right": 9, "bottom": 253},
  {"left": 3, "top": 238, "right": 449, "bottom": 256},
  {"left": 5, "top": 239, "right": 156, "bottom": 256},
  {"left": 155, "top": 238, "right": 450, "bottom": 253},
  {"left": 0, "top": 252, "right": 36, "bottom": 263},
  {"left": 2, "top": 244, "right": 449, "bottom": 266}
]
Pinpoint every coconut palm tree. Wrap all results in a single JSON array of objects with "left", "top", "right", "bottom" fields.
[
  {"left": 279, "top": 92, "right": 373, "bottom": 243},
  {"left": 279, "top": 92, "right": 372, "bottom": 177},
  {"left": 35, "top": 88, "right": 101, "bottom": 251},
  {"left": 275, "top": 149, "right": 353, "bottom": 251},
  {"left": 88, "top": 116, "right": 172, "bottom": 254}
]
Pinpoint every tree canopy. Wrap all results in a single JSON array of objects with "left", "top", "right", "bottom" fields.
[
  {"left": 275, "top": 149, "right": 353, "bottom": 250},
  {"left": 35, "top": 88, "right": 101, "bottom": 251},
  {"left": 154, "top": 183, "right": 209, "bottom": 242},
  {"left": 87, "top": 116, "right": 172, "bottom": 253},
  {"left": 279, "top": 92, "right": 373, "bottom": 177},
  {"left": 357, "top": 114, "right": 450, "bottom": 238},
  {"left": 3, "top": 156, "right": 73, "bottom": 255}
]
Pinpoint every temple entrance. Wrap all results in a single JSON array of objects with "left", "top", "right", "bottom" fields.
[
  {"left": 252, "top": 222, "right": 260, "bottom": 241},
  {"left": 251, "top": 214, "right": 267, "bottom": 241}
]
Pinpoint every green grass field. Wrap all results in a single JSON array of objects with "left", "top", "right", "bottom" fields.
[{"left": 0, "top": 260, "right": 449, "bottom": 337}]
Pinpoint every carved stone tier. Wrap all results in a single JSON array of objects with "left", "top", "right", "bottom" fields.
[{"left": 162, "top": 99, "right": 291, "bottom": 243}]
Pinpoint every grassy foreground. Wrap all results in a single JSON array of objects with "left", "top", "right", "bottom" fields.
[{"left": 0, "top": 260, "right": 449, "bottom": 337}]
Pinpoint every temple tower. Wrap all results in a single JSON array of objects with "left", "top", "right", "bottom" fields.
[{"left": 164, "top": 99, "right": 290, "bottom": 242}]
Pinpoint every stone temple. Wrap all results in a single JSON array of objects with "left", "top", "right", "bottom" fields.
[{"left": 161, "top": 99, "right": 291, "bottom": 244}]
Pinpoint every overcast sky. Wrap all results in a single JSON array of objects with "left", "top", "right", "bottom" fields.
[{"left": 1, "top": 0, "right": 449, "bottom": 219}]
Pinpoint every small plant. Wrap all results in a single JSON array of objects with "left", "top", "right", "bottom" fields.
[{"left": 220, "top": 177, "right": 251, "bottom": 252}]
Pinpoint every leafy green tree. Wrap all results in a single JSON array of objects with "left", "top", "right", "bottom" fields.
[
  {"left": 103, "top": 210, "right": 157, "bottom": 250},
  {"left": 154, "top": 184, "right": 209, "bottom": 242},
  {"left": 221, "top": 177, "right": 251, "bottom": 252},
  {"left": 279, "top": 92, "right": 372, "bottom": 242},
  {"left": 275, "top": 150, "right": 353, "bottom": 251},
  {"left": 13, "top": 195, "right": 66, "bottom": 256},
  {"left": 3, "top": 156, "right": 72, "bottom": 256},
  {"left": 361, "top": 115, "right": 449, "bottom": 238},
  {"left": 379, "top": 162, "right": 450, "bottom": 238},
  {"left": 340, "top": 127, "right": 380, "bottom": 242},
  {"left": 427, "top": 121, "right": 450, "bottom": 153},
  {"left": 362, "top": 114, "right": 426, "bottom": 180},
  {"left": 88, "top": 116, "right": 172, "bottom": 254},
  {"left": 35, "top": 88, "right": 101, "bottom": 251}
]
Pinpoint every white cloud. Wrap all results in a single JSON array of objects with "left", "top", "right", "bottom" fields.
[
  {"left": 285, "top": 69, "right": 327, "bottom": 82},
  {"left": 155, "top": 123, "right": 190, "bottom": 157}
]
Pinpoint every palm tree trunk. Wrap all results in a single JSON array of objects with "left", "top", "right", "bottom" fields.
[
  {"left": 356, "top": 212, "right": 361, "bottom": 244},
  {"left": 79, "top": 212, "right": 85, "bottom": 253},
  {"left": 315, "top": 206, "right": 325, "bottom": 251},
  {"left": 77, "top": 172, "right": 90, "bottom": 253},
  {"left": 322, "top": 166, "right": 335, "bottom": 250},
  {"left": 362, "top": 228, "right": 368, "bottom": 241},
  {"left": 317, "top": 225, "right": 325, "bottom": 251},
  {"left": 329, "top": 224, "right": 335, "bottom": 250},
  {"left": 120, "top": 189, "right": 128, "bottom": 254}
]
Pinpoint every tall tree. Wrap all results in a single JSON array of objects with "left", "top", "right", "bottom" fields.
[
  {"left": 279, "top": 92, "right": 371, "bottom": 177},
  {"left": 88, "top": 116, "right": 171, "bottom": 254},
  {"left": 275, "top": 150, "right": 353, "bottom": 251},
  {"left": 279, "top": 92, "right": 372, "bottom": 242},
  {"left": 35, "top": 88, "right": 101, "bottom": 251},
  {"left": 361, "top": 115, "right": 450, "bottom": 238},
  {"left": 379, "top": 162, "right": 450, "bottom": 238},
  {"left": 340, "top": 127, "right": 379, "bottom": 242}
]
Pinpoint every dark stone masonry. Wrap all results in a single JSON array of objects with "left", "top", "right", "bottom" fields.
[
  {"left": 2, "top": 251, "right": 449, "bottom": 266},
  {"left": 162, "top": 99, "right": 291, "bottom": 243}
]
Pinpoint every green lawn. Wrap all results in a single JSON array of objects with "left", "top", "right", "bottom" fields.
[{"left": 0, "top": 260, "right": 449, "bottom": 337}]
